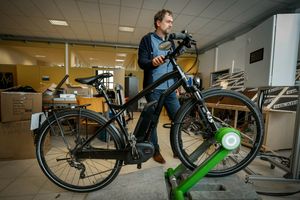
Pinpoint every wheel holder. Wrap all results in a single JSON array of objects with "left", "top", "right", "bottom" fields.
[{"left": 166, "top": 128, "right": 241, "bottom": 200}]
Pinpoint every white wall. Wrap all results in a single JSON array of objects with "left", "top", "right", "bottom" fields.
[
  {"left": 199, "top": 49, "right": 215, "bottom": 89},
  {"left": 217, "top": 35, "right": 247, "bottom": 73},
  {"left": 199, "top": 17, "right": 300, "bottom": 89},
  {"left": 0, "top": 47, "right": 36, "bottom": 65},
  {"left": 199, "top": 34, "right": 248, "bottom": 89}
]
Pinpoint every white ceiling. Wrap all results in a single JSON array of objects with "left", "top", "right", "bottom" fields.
[
  {"left": 0, "top": 0, "right": 298, "bottom": 68},
  {"left": 0, "top": 0, "right": 298, "bottom": 49}
]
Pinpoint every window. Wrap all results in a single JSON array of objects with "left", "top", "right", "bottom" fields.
[{"left": 96, "top": 70, "right": 114, "bottom": 89}]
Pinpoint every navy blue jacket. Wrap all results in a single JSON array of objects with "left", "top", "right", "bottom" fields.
[
  {"left": 138, "top": 33, "right": 154, "bottom": 89},
  {"left": 138, "top": 32, "right": 175, "bottom": 89}
]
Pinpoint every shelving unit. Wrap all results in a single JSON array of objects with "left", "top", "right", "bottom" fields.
[{"left": 210, "top": 70, "right": 299, "bottom": 151}]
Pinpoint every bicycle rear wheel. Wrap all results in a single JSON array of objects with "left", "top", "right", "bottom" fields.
[
  {"left": 171, "top": 89, "right": 264, "bottom": 176},
  {"left": 36, "top": 109, "right": 124, "bottom": 192}
]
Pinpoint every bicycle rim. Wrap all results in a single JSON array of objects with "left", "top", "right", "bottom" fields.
[
  {"left": 173, "top": 89, "right": 264, "bottom": 176},
  {"left": 36, "top": 109, "right": 123, "bottom": 192}
]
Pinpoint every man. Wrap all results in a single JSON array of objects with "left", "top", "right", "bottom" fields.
[{"left": 138, "top": 9, "right": 180, "bottom": 164}]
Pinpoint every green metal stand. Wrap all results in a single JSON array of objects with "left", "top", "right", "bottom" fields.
[{"left": 166, "top": 128, "right": 241, "bottom": 200}]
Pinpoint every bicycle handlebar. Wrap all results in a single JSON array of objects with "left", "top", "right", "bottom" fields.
[
  {"left": 165, "top": 31, "right": 196, "bottom": 60},
  {"left": 168, "top": 32, "right": 191, "bottom": 40}
]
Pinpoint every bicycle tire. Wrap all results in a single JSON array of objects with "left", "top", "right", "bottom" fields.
[
  {"left": 36, "top": 109, "right": 124, "bottom": 192},
  {"left": 171, "top": 88, "right": 264, "bottom": 177}
]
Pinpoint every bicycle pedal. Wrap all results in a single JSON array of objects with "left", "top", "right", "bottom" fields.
[{"left": 137, "top": 163, "right": 142, "bottom": 169}]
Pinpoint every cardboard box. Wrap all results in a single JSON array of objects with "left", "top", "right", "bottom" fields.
[
  {"left": 65, "top": 84, "right": 91, "bottom": 97},
  {"left": 0, "top": 120, "right": 35, "bottom": 160},
  {"left": 76, "top": 96, "right": 108, "bottom": 113},
  {"left": 66, "top": 87, "right": 91, "bottom": 96},
  {"left": 0, "top": 92, "right": 42, "bottom": 122}
]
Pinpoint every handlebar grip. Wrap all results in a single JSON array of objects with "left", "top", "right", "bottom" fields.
[{"left": 168, "top": 32, "right": 189, "bottom": 40}]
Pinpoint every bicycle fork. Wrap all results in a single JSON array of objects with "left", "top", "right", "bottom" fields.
[{"left": 192, "top": 88, "right": 219, "bottom": 133}]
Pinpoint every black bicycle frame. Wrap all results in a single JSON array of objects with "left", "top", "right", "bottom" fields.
[{"left": 75, "top": 58, "right": 218, "bottom": 159}]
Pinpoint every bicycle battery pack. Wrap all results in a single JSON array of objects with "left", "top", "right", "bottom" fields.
[{"left": 133, "top": 100, "right": 157, "bottom": 142}]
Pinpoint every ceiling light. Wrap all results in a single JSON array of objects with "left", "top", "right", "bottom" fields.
[
  {"left": 115, "top": 59, "right": 124, "bottom": 62},
  {"left": 49, "top": 19, "right": 68, "bottom": 26},
  {"left": 119, "top": 26, "right": 134, "bottom": 32},
  {"left": 35, "top": 55, "right": 46, "bottom": 58},
  {"left": 116, "top": 53, "right": 127, "bottom": 57},
  {"left": 115, "top": 65, "right": 125, "bottom": 69}
]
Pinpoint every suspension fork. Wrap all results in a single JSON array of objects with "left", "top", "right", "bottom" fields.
[{"left": 192, "top": 87, "right": 218, "bottom": 132}]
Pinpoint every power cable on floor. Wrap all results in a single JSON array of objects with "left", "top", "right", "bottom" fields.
[{"left": 256, "top": 189, "right": 300, "bottom": 196}]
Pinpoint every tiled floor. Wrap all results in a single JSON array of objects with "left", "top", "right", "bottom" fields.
[{"left": 1, "top": 114, "right": 299, "bottom": 200}]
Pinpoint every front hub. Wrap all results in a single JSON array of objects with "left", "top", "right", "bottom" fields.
[{"left": 215, "top": 127, "right": 241, "bottom": 150}]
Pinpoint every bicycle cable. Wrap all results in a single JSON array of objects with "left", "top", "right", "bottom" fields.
[{"left": 185, "top": 42, "right": 199, "bottom": 74}]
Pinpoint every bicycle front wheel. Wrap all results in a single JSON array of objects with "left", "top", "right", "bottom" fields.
[
  {"left": 36, "top": 109, "right": 124, "bottom": 192},
  {"left": 171, "top": 89, "right": 264, "bottom": 177}
]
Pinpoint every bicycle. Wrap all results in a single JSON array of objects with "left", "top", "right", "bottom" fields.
[{"left": 35, "top": 32, "right": 264, "bottom": 192}]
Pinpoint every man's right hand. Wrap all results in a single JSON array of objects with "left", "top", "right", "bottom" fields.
[{"left": 152, "top": 55, "right": 165, "bottom": 67}]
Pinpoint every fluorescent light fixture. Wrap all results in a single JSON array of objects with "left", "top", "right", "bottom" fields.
[
  {"left": 115, "top": 65, "right": 125, "bottom": 69},
  {"left": 49, "top": 19, "right": 68, "bottom": 26},
  {"left": 119, "top": 26, "right": 134, "bottom": 32},
  {"left": 35, "top": 55, "right": 46, "bottom": 58},
  {"left": 115, "top": 59, "right": 124, "bottom": 62},
  {"left": 116, "top": 53, "right": 127, "bottom": 57}
]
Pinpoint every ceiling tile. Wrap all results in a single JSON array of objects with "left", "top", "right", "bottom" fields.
[
  {"left": 142, "top": 0, "right": 167, "bottom": 10},
  {"left": 75, "top": 31, "right": 90, "bottom": 40},
  {"left": 68, "top": 20, "right": 90, "bottom": 38},
  {"left": 100, "top": 0, "right": 121, "bottom": 6},
  {"left": 77, "top": 1, "right": 101, "bottom": 23},
  {"left": 185, "top": 17, "right": 211, "bottom": 33},
  {"left": 118, "top": 32, "right": 132, "bottom": 43},
  {"left": 104, "top": 35, "right": 118, "bottom": 43},
  {"left": 54, "top": 26, "right": 75, "bottom": 39},
  {"left": 100, "top": 4, "right": 120, "bottom": 25},
  {"left": 164, "top": 0, "right": 190, "bottom": 14},
  {"left": 0, "top": 0, "right": 23, "bottom": 15},
  {"left": 121, "top": 0, "right": 143, "bottom": 8},
  {"left": 78, "top": 0, "right": 98, "bottom": 2},
  {"left": 200, "top": 0, "right": 237, "bottom": 18},
  {"left": 197, "top": 19, "right": 227, "bottom": 35},
  {"left": 30, "top": 18, "right": 59, "bottom": 32},
  {"left": 0, "top": 14, "right": 22, "bottom": 29},
  {"left": 174, "top": 14, "right": 195, "bottom": 28},
  {"left": 32, "top": 0, "right": 65, "bottom": 19},
  {"left": 13, "top": 0, "right": 44, "bottom": 17},
  {"left": 103, "top": 24, "right": 118, "bottom": 35},
  {"left": 120, "top": 7, "right": 140, "bottom": 26},
  {"left": 86, "top": 22, "right": 102, "bottom": 36},
  {"left": 55, "top": 0, "right": 82, "bottom": 21},
  {"left": 30, "top": 31, "right": 50, "bottom": 38},
  {"left": 232, "top": 0, "right": 281, "bottom": 23},
  {"left": 43, "top": 30, "right": 64, "bottom": 39},
  {"left": 211, "top": 21, "right": 244, "bottom": 36},
  {"left": 181, "top": 0, "right": 213, "bottom": 16},
  {"left": 10, "top": 16, "right": 42, "bottom": 32},
  {"left": 216, "top": 0, "right": 260, "bottom": 21},
  {"left": 136, "top": 9, "right": 156, "bottom": 28},
  {"left": 90, "top": 33, "right": 104, "bottom": 41},
  {"left": 131, "top": 27, "right": 149, "bottom": 42}
]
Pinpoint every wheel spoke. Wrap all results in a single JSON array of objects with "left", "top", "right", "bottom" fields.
[{"left": 37, "top": 110, "right": 123, "bottom": 192}]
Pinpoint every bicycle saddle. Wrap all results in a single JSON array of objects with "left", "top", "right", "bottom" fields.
[{"left": 75, "top": 73, "right": 113, "bottom": 85}]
